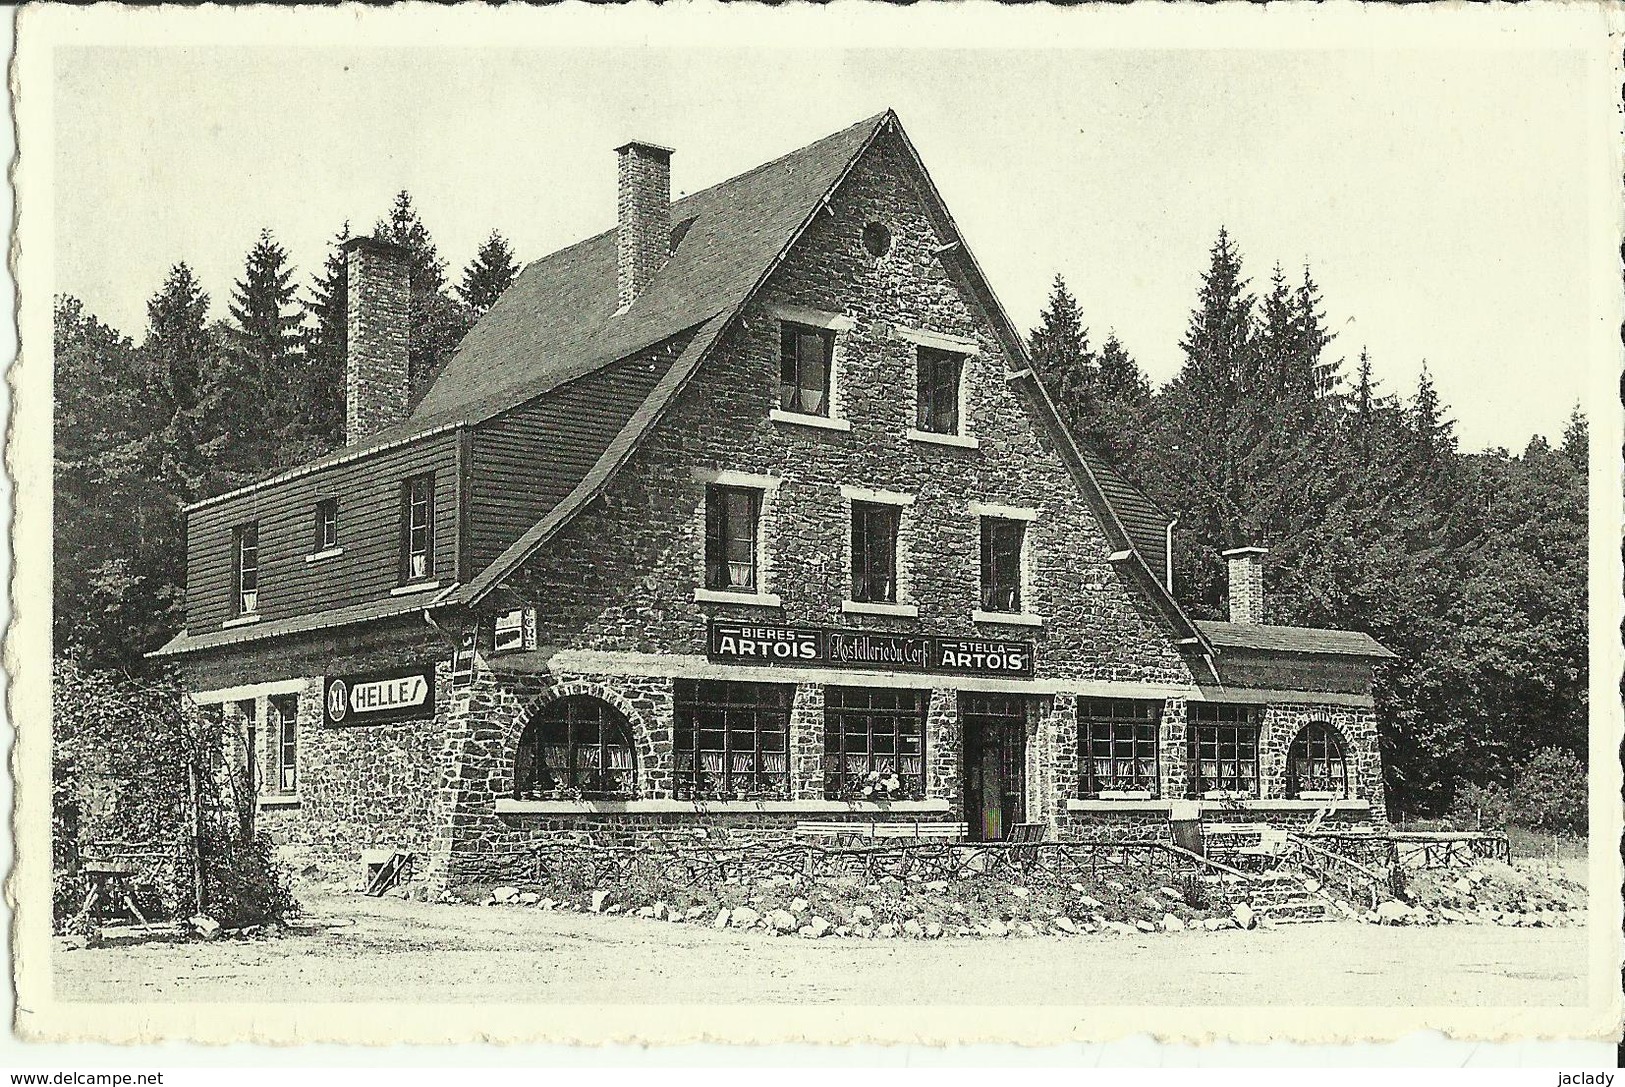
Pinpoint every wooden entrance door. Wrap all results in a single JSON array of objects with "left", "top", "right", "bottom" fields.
[{"left": 963, "top": 695, "right": 1027, "bottom": 842}]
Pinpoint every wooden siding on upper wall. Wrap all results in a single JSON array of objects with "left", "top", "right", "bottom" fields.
[
  {"left": 185, "top": 433, "right": 462, "bottom": 632},
  {"left": 467, "top": 351, "right": 671, "bottom": 573}
]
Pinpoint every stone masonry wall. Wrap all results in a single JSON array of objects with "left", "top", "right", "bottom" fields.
[
  {"left": 505, "top": 128, "right": 1196, "bottom": 686},
  {"left": 178, "top": 619, "right": 458, "bottom": 887}
]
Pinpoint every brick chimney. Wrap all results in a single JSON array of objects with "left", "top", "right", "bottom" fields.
[
  {"left": 343, "top": 236, "right": 411, "bottom": 446},
  {"left": 615, "top": 140, "right": 674, "bottom": 313},
  {"left": 1222, "top": 546, "right": 1268, "bottom": 625}
]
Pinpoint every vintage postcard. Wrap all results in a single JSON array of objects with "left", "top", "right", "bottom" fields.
[{"left": 9, "top": 1, "right": 1623, "bottom": 1049}]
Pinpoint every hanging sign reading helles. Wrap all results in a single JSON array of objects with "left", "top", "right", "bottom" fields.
[{"left": 323, "top": 665, "right": 436, "bottom": 727}]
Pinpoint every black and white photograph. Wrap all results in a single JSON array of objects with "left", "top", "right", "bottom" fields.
[{"left": 9, "top": 1, "right": 1621, "bottom": 1060}]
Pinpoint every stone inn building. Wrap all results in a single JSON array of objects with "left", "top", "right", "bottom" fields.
[{"left": 153, "top": 111, "right": 1396, "bottom": 889}]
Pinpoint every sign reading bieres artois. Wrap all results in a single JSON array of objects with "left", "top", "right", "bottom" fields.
[
  {"left": 707, "top": 620, "right": 1035, "bottom": 678},
  {"left": 322, "top": 665, "right": 436, "bottom": 728}
]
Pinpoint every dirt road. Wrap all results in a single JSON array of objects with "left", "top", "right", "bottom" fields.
[{"left": 54, "top": 892, "right": 1590, "bottom": 1006}]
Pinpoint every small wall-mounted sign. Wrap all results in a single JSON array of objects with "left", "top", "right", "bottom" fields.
[
  {"left": 706, "top": 620, "right": 1035, "bottom": 678},
  {"left": 493, "top": 607, "right": 539, "bottom": 654},
  {"left": 323, "top": 665, "right": 436, "bottom": 728}
]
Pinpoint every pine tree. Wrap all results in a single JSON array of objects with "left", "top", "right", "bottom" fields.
[
  {"left": 1028, "top": 274, "right": 1093, "bottom": 422},
  {"left": 374, "top": 191, "right": 474, "bottom": 396},
  {"left": 221, "top": 229, "right": 302, "bottom": 470},
  {"left": 1293, "top": 266, "right": 1335, "bottom": 400},
  {"left": 143, "top": 263, "right": 211, "bottom": 431},
  {"left": 1084, "top": 332, "right": 1153, "bottom": 472},
  {"left": 298, "top": 222, "right": 352, "bottom": 454},
  {"left": 458, "top": 230, "right": 519, "bottom": 316}
]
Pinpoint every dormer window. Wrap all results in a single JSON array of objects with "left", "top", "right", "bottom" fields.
[
  {"left": 313, "top": 498, "right": 338, "bottom": 554},
  {"left": 233, "top": 523, "right": 259, "bottom": 617},
  {"left": 778, "top": 322, "right": 833, "bottom": 417},
  {"left": 400, "top": 473, "right": 435, "bottom": 584}
]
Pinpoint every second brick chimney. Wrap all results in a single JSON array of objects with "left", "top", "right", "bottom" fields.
[
  {"left": 615, "top": 140, "right": 674, "bottom": 313},
  {"left": 1222, "top": 546, "right": 1268, "bottom": 625},
  {"left": 343, "top": 236, "right": 412, "bottom": 446}
]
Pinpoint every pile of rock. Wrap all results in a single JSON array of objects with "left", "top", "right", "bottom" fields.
[{"left": 1364, "top": 862, "right": 1584, "bottom": 927}]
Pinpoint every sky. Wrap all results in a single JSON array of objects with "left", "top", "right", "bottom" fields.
[{"left": 52, "top": 42, "right": 1601, "bottom": 453}]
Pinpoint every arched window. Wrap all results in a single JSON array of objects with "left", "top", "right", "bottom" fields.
[
  {"left": 513, "top": 696, "right": 637, "bottom": 800},
  {"left": 1287, "top": 723, "right": 1348, "bottom": 799}
]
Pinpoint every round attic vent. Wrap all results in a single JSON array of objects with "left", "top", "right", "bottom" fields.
[{"left": 861, "top": 221, "right": 893, "bottom": 259}]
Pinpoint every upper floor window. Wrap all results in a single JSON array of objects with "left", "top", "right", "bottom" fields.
[
  {"left": 400, "top": 473, "right": 434, "bottom": 583},
  {"left": 915, "top": 347, "right": 963, "bottom": 435},
  {"left": 850, "top": 501, "right": 900, "bottom": 604},
  {"left": 704, "top": 485, "right": 760, "bottom": 592},
  {"left": 313, "top": 498, "right": 338, "bottom": 553},
  {"left": 1187, "top": 703, "right": 1260, "bottom": 798},
  {"left": 233, "top": 523, "right": 259, "bottom": 616},
  {"left": 1079, "top": 698, "right": 1160, "bottom": 797},
  {"left": 779, "top": 322, "right": 833, "bottom": 417},
  {"left": 980, "top": 518, "right": 1025, "bottom": 612}
]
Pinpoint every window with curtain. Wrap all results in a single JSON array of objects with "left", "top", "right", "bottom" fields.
[
  {"left": 673, "top": 681, "right": 792, "bottom": 801},
  {"left": 704, "top": 485, "right": 761, "bottom": 592},
  {"left": 513, "top": 696, "right": 638, "bottom": 800},
  {"left": 850, "top": 501, "right": 900, "bottom": 603},
  {"left": 823, "top": 687, "right": 927, "bottom": 800}
]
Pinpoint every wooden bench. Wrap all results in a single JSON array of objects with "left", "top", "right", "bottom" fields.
[
  {"left": 1204, "top": 821, "right": 1288, "bottom": 859},
  {"left": 794, "top": 820, "right": 968, "bottom": 841}
]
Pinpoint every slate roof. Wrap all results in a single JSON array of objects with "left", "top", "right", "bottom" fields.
[{"left": 1194, "top": 620, "right": 1398, "bottom": 660}]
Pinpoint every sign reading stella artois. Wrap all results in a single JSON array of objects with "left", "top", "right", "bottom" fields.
[
  {"left": 707, "top": 620, "right": 1035, "bottom": 678},
  {"left": 322, "top": 665, "right": 436, "bottom": 728}
]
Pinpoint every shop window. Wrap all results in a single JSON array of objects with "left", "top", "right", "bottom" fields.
[
  {"left": 400, "top": 473, "right": 435, "bottom": 583},
  {"left": 1187, "top": 703, "right": 1259, "bottom": 797},
  {"left": 980, "top": 518, "right": 1025, "bottom": 612},
  {"left": 269, "top": 694, "right": 297, "bottom": 795},
  {"left": 513, "top": 696, "right": 637, "bottom": 800},
  {"left": 778, "top": 322, "right": 833, "bottom": 416},
  {"left": 704, "top": 485, "right": 761, "bottom": 592},
  {"left": 313, "top": 498, "right": 338, "bottom": 553},
  {"left": 850, "top": 501, "right": 900, "bottom": 603},
  {"left": 1080, "top": 698, "right": 1161, "bottom": 797},
  {"left": 674, "top": 680, "right": 792, "bottom": 801},
  {"left": 233, "top": 523, "right": 259, "bottom": 616},
  {"left": 1288, "top": 722, "right": 1348, "bottom": 799},
  {"left": 915, "top": 347, "right": 963, "bottom": 435},
  {"left": 823, "top": 687, "right": 927, "bottom": 801}
]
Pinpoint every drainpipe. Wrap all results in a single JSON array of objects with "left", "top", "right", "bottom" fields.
[{"left": 1165, "top": 515, "right": 1179, "bottom": 595}]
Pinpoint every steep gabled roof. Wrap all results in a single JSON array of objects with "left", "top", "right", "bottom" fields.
[
  {"left": 160, "top": 110, "right": 1205, "bottom": 658},
  {"left": 412, "top": 111, "right": 892, "bottom": 428}
]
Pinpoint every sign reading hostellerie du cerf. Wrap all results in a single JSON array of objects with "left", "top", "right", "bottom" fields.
[
  {"left": 323, "top": 666, "right": 436, "bottom": 728},
  {"left": 707, "top": 620, "right": 1035, "bottom": 678}
]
